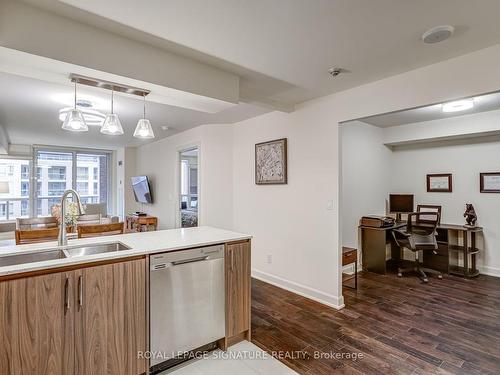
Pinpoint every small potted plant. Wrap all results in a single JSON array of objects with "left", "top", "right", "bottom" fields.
[{"left": 51, "top": 202, "right": 80, "bottom": 232}]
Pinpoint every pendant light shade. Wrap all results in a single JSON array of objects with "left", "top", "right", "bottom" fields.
[
  {"left": 101, "top": 87, "right": 124, "bottom": 135},
  {"left": 133, "top": 94, "right": 155, "bottom": 139},
  {"left": 62, "top": 82, "right": 88, "bottom": 132},
  {"left": 134, "top": 119, "right": 155, "bottom": 139}
]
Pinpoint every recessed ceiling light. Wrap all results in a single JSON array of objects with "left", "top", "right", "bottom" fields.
[
  {"left": 442, "top": 98, "right": 474, "bottom": 113},
  {"left": 161, "top": 126, "right": 170, "bottom": 130},
  {"left": 422, "top": 25, "right": 454, "bottom": 44}
]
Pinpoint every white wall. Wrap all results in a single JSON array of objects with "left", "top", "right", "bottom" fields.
[
  {"left": 341, "top": 121, "right": 391, "bottom": 250},
  {"left": 133, "top": 43, "right": 500, "bottom": 309},
  {"left": 341, "top": 111, "right": 500, "bottom": 276},
  {"left": 231, "top": 43, "right": 500, "bottom": 309},
  {"left": 135, "top": 124, "right": 233, "bottom": 230},
  {"left": 390, "top": 140, "right": 500, "bottom": 276},
  {"left": 233, "top": 110, "right": 340, "bottom": 307}
]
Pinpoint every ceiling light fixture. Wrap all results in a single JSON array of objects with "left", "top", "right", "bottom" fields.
[
  {"left": 422, "top": 25, "right": 454, "bottom": 44},
  {"left": 101, "top": 86, "right": 124, "bottom": 135},
  {"left": 442, "top": 98, "right": 474, "bottom": 113},
  {"left": 133, "top": 93, "right": 155, "bottom": 139},
  {"left": 59, "top": 107, "right": 105, "bottom": 126},
  {"left": 62, "top": 82, "right": 88, "bottom": 132}
]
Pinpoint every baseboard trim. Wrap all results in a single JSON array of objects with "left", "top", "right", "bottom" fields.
[
  {"left": 251, "top": 269, "right": 345, "bottom": 310},
  {"left": 479, "top": 265, "right": 500, "bottom": 278}
]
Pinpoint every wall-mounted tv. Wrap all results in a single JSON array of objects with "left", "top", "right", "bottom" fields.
[{"left": 131, "top": 176, "right": 153, "bottom": 204}]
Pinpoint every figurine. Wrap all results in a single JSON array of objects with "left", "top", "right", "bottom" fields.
[{"left": 463, "top": 203, "right": 477, "bottom": 228}]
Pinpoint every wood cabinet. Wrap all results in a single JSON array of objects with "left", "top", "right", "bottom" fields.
[
  {"left": 75, "top": 259, "right": 147, "bottom": 375},
  {"left": 224, "top": 240, "right": 251, "bottom": 346},
  {"left": 0, "top": 258, "right": 147, "bottom": 375},
  {"left": 0, "top": 271, "right": 74, "bottom": 375}
]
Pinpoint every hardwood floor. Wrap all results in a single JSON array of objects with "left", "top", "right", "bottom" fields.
[{"left": 251, "top": 272, "right": 500, "bottom": 374}]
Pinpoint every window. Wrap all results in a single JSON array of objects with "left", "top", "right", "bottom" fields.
[
  {"left": 77, "top": 167, "right": 88, "bottom": 180},
  {"left": 21, "top": 200, "right": 29, "bottom": 217},
  {"left": 48, "top": 166, "right": 66, "bottom": 180},
  {"left": 48, "top": 182, "right": 66, "bottom": 196},
  {"left": 76, "top": 153, "right": 108, "bottom": 205},
  {"left": 21, "top": 182, "right": 29, "bottom": 197},
  {"left": 33, "top": 149, "right": 110, "bottom": 218},
  {"left": 0, "top": 159, "right": 32, "bottom": 220},
  {"left": 76, "top": 182, "right": 88, "bottom": 195},
  {"left": 21, "top": 165, "right": 29, "bottom": 179}
]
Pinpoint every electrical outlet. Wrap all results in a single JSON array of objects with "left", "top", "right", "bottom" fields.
[{"left": 266, "top": 254, "right": 273, "bottom": 264}]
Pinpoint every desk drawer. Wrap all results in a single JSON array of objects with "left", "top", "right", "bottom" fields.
[{"left": 342, "top": 251, "right": 357, "bottom": 266}]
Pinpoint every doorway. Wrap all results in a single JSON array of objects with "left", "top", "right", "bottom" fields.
[{"left": 179, "top": 147, "right": 199, "bottom": 228}]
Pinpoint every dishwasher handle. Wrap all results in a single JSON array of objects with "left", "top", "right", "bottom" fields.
[{"left": 171, "top": 255, "right": 209, "bottom": 266}]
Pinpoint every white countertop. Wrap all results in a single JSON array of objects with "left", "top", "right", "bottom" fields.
[{"left": 0, "top": 226, "right": 251, "bottom": 277}]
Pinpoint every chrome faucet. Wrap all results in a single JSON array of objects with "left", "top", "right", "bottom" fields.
[{"left": 58, "top": 189, "right": 85, "bottom": 246}]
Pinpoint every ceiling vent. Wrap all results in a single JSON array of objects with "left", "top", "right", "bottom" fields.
[{"left": 422, "top": 25, "right": 454, "bottom": 44}]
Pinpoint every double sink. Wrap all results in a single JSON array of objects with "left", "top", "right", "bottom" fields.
[{"left": 0, "top": 242, "right": 131, "bottom": 267}]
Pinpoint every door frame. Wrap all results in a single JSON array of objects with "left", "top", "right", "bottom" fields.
[{"left": 176, "top": 143, "right": 201, "bottom": 228}]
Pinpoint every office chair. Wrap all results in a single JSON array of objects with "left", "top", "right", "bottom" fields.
[{"left": 392, "top": 212, "right": 443, "bottom": 283}]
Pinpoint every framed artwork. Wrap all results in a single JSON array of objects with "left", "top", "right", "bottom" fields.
[
  {"left": 427, "top": 174, "right": 452, "bottom": 192},
  {"left": 480, "top": 172, "right": 500, "bottom": 193},
  {"left": 255, "top": 138, "right": 288, "bottom": 185}
]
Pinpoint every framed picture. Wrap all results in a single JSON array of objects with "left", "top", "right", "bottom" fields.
[
  {"left": 427, "top": 174, "right": 452, "bottom": 192},
  {"left": 480, "top": 172, "right": 500, "bottom": 193},
  {"left": 255, "top": 138, "right": 287, "bottom": 185}
]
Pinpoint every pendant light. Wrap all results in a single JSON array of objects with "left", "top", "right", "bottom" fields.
[
  {"left": 133, "top": 93, "right": 155, "bottom": 139},
  {"left": 62, "top": 82, "right": 88, "bottom": 132},
  {"left": 101, "top": 86, "right": 124, "bottom": 135}
]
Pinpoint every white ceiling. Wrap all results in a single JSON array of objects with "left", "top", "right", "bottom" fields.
[
  {"left": 0, "top": 72, "right": 269, "bottom": 149},
  {"left": 3, "top": 0, "right": 500, "bottom": 149},
  {"left": 40, "top": 0, "right": 500, "bottom": 104},
  {"left": 357, "top": 91, "right": 500, "bottom": 127}
]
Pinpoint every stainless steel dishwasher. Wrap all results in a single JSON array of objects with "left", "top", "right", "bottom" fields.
[{"left": 149, "top": 244, "right": 225, "bottom": 371}]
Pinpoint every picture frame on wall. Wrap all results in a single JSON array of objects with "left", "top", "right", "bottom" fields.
[
  {"left": 255, "top": 138, "right": 288, "bottom": 185},
  {"left": 427, "top": 173, "right": 452, "bottom": 192},
  {"left": 480, "top": 172, "right": 500, "bottom": 193}
]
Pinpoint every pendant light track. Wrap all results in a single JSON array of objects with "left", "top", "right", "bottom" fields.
[{"left": 70, "top": 74, "right": 150, "bottom": 97}]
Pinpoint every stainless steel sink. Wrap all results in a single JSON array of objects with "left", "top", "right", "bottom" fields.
[
  {"left": 0, "top": 249, "right": 66, "bottom": 267},
  {"left": 63, "top": 242, "right": 131, "bottom": 258},
  {"left": 0, "top": 242, "right": 131, "bottom": 268}
]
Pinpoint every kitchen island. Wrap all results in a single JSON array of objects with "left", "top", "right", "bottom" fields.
[{"left": 0, "top": 226, "right": 252, "bottom": 375}]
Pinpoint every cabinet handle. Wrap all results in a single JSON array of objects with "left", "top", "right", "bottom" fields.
[
  {"left": 64, "top": 277, "right": 70, "bottom": 314},
  {"left": 231, "top": 251, "right": 235, "bottom": 271},
  {"left": 78, "top": 275, "right": 83, "bottom": 308}
]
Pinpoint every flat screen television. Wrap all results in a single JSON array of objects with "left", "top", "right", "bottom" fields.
[{"left": 131, "top": 176, "right": 153, "bottom": 204}]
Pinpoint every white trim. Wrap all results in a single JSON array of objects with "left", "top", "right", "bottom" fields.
[
  {"left": 252, "top": 269, "right": 345, "bottom": 310},
  {"left": 479, "top": 265, "right": 500, "bottom": 278}
]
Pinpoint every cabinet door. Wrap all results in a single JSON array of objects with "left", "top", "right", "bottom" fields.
[
  {"left": 225, "top": 241, "right": 251, "bottom": 339},
  {"left": 0, "top": 271, "right": 75, "bottom": 375},
  {"left": 75, "top": 258, "right": 146, "bottom": 375}
]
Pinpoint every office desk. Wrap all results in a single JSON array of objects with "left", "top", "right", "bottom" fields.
[{"left": 360, "top": 222, "right": 482, "bottom": 277}]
